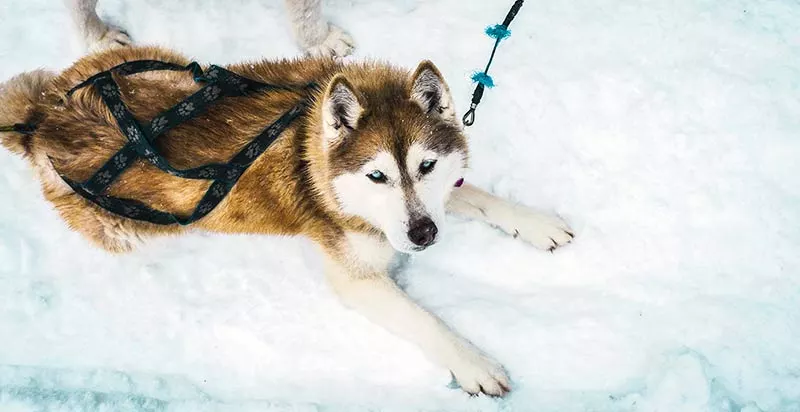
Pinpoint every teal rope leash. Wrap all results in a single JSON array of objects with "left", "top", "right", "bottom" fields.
[{"left": 462, "top": 0, "right": 524, "bottom": 126}]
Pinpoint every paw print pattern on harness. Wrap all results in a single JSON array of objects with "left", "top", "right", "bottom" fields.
[
  {"left": 197, "top": 202, "right": 214, "bottom": 214},
  {"left": 226, "top": 168, "right": 241, "bottom": 181},
  {"left": 112, "top": 153, "right": 128, "bottom": 169},
  {"left": 96, "top": 170, "right": 113, "bottom": 185},
  {"left": 177, "top": 102, "right": 195, "bottom": 117},
  {"left": 125, "top": 125, "right": 142, "bottom": 143},
  {"left": 123, "top": 206, "right": 140, "bottom": 217},
  {"left": 211, "top": 185, "right": 226, "bottom": 198},
  {"left": 245, "top": 143, "right": 262, "bottom": 160},
  {"left": 205, "top": 68, "right": 220, "bottom": 79},
  {"left": 197, "top": 169, "right": 217, "bottom": 179},
  {"left": 112, "top": 103, "right": 126, "bottom": 118},
  {"left": 203, "top": 85, "right": 222, "bottom": 102},
  {"left": 151, "top": 116, "right": 169, "bottom": 134},
  {"left": 101, "top": 83, "right": 118, "bottom": 97}
]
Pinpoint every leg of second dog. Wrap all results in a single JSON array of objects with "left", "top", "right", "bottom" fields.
[
  {"left": 322, "top": 232, "right": 511, "bottom": 396},
  {"left": 63, "top": 0, "right": 131, "bottom": 52},
  {"left": 282, "top": 0, "right": 354, "bottom": 57},
  {"left": 447, "top": 183, "right": 574, "bottom": 251}
]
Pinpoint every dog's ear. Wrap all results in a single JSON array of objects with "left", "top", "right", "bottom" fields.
[
  {"left": 409, "top": 60, "right": 457, "bottom": 125},
  {"left": 322, "top": 74, "right": 363, "bottom": 147}
]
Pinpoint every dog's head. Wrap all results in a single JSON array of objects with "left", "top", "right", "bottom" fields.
[{"left": 313, "top": 60, "right": 468, "bottom": 253}]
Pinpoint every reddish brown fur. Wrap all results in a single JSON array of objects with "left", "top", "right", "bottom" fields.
[{"left": 0, "top": 46, "right": 466, "bottom": 254}]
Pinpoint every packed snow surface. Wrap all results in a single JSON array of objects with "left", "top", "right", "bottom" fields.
[{"left": 1, "top": 0, "right": 799, "bottom": 410}]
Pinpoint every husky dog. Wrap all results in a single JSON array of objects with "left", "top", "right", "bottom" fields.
[
  {"left": 0, "top": 45, "right": 573, "bottom": 396},
  {"left": 63, "top": 0, "right": 355, "bottom": 57}
]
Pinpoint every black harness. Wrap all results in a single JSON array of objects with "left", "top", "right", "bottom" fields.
[{"left": 55, "top": 59, "right": 314, "bottom": 226}]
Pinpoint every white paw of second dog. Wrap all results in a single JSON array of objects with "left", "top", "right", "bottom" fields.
[
  {"left": 303, "top": 23, "right": 354, "bottom": 58},
  {"left": 449, "top": 348, "right": 511, "bottom": 397},
  {"left": 87, "top": 25, "right": 132, "bottom": 53},
  {"left": 497, "top": 205, "right": 574, "bottom": 252}
]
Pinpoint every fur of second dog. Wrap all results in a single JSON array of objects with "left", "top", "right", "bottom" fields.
[{"left": 0, "top": 46, "right": 573, "bottom": 396}]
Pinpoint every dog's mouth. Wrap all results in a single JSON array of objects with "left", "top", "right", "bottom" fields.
[
  {"left": 410, "top": 244, "right": 433, "bottom": 252},
  {"left": 407, "top": 237, "right": 438, "bottom": 253},
  {"left": 387, "top": 239, "right": 437, "bottom": 254}
]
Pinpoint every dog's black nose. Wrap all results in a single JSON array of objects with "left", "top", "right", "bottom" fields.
[{"left": 407, "top": 217, "right": 438, "bottom": 247}]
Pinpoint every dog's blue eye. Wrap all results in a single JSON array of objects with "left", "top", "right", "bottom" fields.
[
  {"left": 367, "top": 170, "right": 387, "bottom": 183},
  {"left": 419, "top": 159, "right": 437, "bottom": 175}
]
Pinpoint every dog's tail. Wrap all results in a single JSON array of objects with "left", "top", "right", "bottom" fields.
[{"left": 0, "top": 69, "right": 55, "bottom": 156}]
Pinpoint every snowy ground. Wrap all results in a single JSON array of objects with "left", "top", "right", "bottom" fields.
[{"left": 1, "top": 0, "right": 799, "bottom": 410}]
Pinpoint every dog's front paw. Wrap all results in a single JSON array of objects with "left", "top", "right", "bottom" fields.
[
  {"left": 303, "top": 23, "right": 354, "bottom": 58},
  {"left": 499, "top": 206, "right": 574, "bottom": 252},
  {"left": 87, "top": 25, "right": 132, "bottom": 53},
  {"left": 449, "top": 349, "right": 511, "bottom": 397}
]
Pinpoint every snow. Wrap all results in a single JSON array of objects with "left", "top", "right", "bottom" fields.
[{"left": 1, "top": 0, "right": 799, "bottom": 410}]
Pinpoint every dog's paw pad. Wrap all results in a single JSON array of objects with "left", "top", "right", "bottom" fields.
[{"left": 304, "top": 24, "right": 355, "bottom": 58}]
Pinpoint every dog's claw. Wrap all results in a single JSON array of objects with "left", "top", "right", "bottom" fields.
[
  {"left": 448, "top": 351, "right": 511, "bottom": 398},
  {"left": 498, "top": 207, "right": 573, "bottom": 251},
  {"left": 88, "top": 25, "right": 133, "bottom": 52},
  {"left": 488, "top": 387, "right": 507, "bottom": 398}
]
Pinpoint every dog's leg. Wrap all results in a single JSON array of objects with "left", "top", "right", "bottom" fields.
[
  {"left": 282, "top": 0, "right": 354, "bottom": 57},
  {"left": 63, "top": 0, "right": 131, "bottom": 52},
  {"left": 447, "top": 183, "right": 574, "bottom": 251},
  {"left": 322, "top": 232, "right": 510, "bottom": 396}
]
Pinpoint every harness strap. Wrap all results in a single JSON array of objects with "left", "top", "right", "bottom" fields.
[
  {"left": 81, "top": 64, "right": 295, "bottom": 194},
  {"left": 60, "top": 100, "right": 308, "bottom": 226},
  {"left": 0, "top": 123, "right": 37, "bottom": 134},
  {"left": 93, "top": 73, "right": 233, "bottom": 180},
  {"left": 55, "top": 59, "right": 314, "bottom": 226},
  {"left": 66, "top": 60, "right": 204, "bottom": 97}
]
